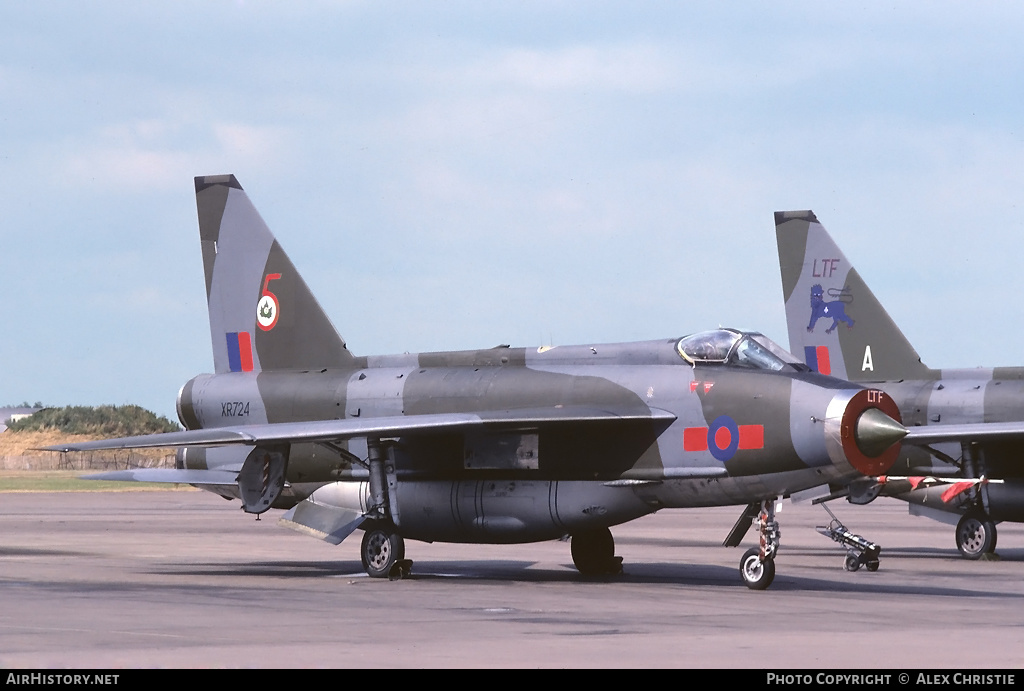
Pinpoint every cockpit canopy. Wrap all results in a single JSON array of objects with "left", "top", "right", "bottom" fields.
[{"left": 676, "top": 328, "right": 806, "bottom": 372}]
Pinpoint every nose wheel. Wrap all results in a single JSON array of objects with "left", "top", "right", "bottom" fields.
[
  {"left": 740, "top": 547, "right": 775, "bottom": 590},
  {"left": 738, "top": 499, "right": 779, "bottom": 590}
]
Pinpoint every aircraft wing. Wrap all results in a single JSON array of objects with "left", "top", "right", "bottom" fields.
[
  {"left": 903, "top": 421, "right": 1024, "bottom": 446},
  {"left": 80, "top": 468, "right": 241, "bottom": 484},
  {"left": 46, "top": 406, "right": 677, "bottom": 452}
]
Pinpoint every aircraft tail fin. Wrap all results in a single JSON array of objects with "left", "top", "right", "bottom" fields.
[
  {"left": 775, "top": 210, "right": 933, "bottom": 382},
  {"left": 195, "top": 175, "right": 355, "bottom": 374}
]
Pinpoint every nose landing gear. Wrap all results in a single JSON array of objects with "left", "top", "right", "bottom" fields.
[{"left": 738, "top": 499, "right": 780, "bottom": 590}]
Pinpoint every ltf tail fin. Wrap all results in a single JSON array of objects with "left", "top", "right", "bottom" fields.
[
  {"left": 195, "top": 175, "right": 355, "bottom": 374},
  {"left": 775, "top": 210, "right": 934, "bottom": 382}
]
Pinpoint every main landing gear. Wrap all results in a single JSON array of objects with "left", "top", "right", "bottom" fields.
[
  {"left": 738, "top": 499, "right": 780, "bottom": 590},
  {"left": 359, "top": 439, "right": 412, "bottom": 580},
  {"left": 571, "top": 527, "right": 624, "bottom": 576},
  {"left": 360, "top": 520, "right": 412, "bottom": 579},
  {"left": 955, "top": 511, "right": 997, "bottom": 560},
  {"left": 955, "top": 443, "right": 998, "bottom": 560}
]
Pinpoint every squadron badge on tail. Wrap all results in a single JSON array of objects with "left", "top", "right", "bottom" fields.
[{"left": 807, "top": 284, "right": 855, "bottom": 334}]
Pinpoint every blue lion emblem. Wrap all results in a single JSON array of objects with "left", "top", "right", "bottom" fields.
[{"left": 807, "top": 284, "right": 854, "bottom": 334}]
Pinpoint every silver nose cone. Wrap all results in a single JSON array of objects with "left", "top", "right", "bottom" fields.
[{"left": 855, "top": 407, "right": 908, "bottom": 457}]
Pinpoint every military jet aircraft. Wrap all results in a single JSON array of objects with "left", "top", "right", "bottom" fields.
[
  {"left": 49, "top": 176, "right": 974, "bottom": 590},
  {"left": 777, "top": 210, "right": 1024, "bottom": 559}
]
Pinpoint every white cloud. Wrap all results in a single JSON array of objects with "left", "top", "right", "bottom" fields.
[
  {"left": 60, "top": 145, "right": 190, "bottom": 191},
  {"left": 53, "top": 119, "right": 290, "bottom": 192}
]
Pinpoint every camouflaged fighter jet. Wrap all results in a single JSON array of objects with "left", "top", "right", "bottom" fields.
[
  {"left": 50, "top": 176, "right": 936, "bottom": 591},
  {"left": 777, "top": 210, "right": 1024, "bottom": 560}
]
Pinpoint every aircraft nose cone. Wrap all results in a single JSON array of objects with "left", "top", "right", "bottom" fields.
[
  {"left": 855, "top": 407, "right": 908, "bottom": 458},
  {"left": 825, "top": 388, "right": 904, "bottom": 476}
]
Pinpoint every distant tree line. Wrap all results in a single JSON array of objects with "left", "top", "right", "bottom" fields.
[{"left": 6, "top": 405, "right": 181, "bottom": 436}]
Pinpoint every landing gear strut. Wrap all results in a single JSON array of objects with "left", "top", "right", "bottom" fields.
[
  {"left": 956, "top": 512, "right": 997, "bottom": 560},
  {"left": 360, "top": 438, "right": 411, "bottom": 579},
  {"left": 957, "top": 443, "right": 998, "bottom": 560},
  {"left": 739, "top": 499, "right": 779, "bottom": 590},
  {"left": 571, "top": 527, "right": 623, "bottom": 576}
]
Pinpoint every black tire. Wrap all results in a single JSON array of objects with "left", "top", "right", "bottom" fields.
[
  {"left": 571, "top": 528, "right": 615, "bottom": 575},
  {"left": 956, "top": 513, "right": 996, "bottom": 560},
  {"left": 866, "top": 560, "right": 880, "bottom": 572},
  {"left": 360, "top": 521, "right": 405, "bottom": 578},
  {"left": 740, "top": 547, "right": 775, "bottom": 590},
  {"left": 844, "top": 553, "right": 861, "bottom": 572}
]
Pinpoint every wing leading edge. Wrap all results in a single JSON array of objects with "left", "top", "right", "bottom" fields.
[
  {"left": 903, "top": 422, "right": 1024, "bottom": 446},
  {"left": 47, "top": 405, "right": 677, "bottom": 453}
]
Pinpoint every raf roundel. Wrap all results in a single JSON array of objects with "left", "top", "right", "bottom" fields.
[
  {"left": 257, "top": 294, "right": 279, "bottom": 330},
  {"left": 683, "top": 415, "right": 764, "bottom": 462},
  {"left": 707, "top": 415, "right": 740, "bottom": 462},
  {"left": 256, "top": 273, "right": 282, "bottom": 331}
]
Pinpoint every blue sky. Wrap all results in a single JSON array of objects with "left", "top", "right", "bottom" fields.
[{"left": 2, "top": 2, "right": 1023, "bottom": 421}]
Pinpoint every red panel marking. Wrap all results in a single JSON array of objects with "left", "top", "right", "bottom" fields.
[
  {"left": 738, "top": 425, "right": 764, "bottom": 450},
  {"left": 238, "top": 332, "right": 254, "bottom": 372},
  {"left": 690, "top": 381, "right": 699, "bottom": 392},
  {"left": 684, "top": 427, "right": 708, "bottom": 451},
  {"left": 816, "top": 346, "right": 831, "bottom": 376}
]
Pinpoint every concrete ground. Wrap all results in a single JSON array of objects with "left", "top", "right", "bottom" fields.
[{"left": 2, "top": 490, "right": 1023, "bottom": 668}]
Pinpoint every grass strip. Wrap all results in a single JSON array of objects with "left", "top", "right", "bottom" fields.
[{"left": 0, "top": 470, "right": 195, "bottom": 492}]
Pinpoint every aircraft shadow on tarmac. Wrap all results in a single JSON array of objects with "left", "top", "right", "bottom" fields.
[
  {"left": 156, "top": 557, "right": 734, "bottom": 584},
  {"left": 781, "top": 544, "right": 1024, "bottom": 562},
  {"left": 861, "top": 546, "right": 1024, "bottom": 561},
  {"left": 0, "top": 546, "right": 86, "bottom": 558},
  {"left": 146, "top": 548, "right": 1024, "bottom": 600},
  {"left": 769, "top": 574, "right": 1024, "bottom": 599}
]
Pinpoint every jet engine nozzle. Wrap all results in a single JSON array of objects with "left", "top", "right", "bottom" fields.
[{"left": 825, "top": 388, "right": 904, "bottom": 477}]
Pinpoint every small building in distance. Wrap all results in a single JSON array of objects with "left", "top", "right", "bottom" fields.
[{"left": 0, "top": 407, "right": 43, "bottom": 434}]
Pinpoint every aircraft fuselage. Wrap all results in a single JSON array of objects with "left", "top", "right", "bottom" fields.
[
  {"left": 174, "top": 336, "right": 898, "bottom": 543},
  {"left": 866, "top": 368, "right": 1024, "bottom": 522}
]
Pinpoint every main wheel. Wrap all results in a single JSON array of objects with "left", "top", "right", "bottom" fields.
[
  {"left": 844, "top": 553, "right": 861, "bottom": 572},
  {"left": 571, "top": 528, "right": 617, "bottom": 575},
  {"left": 740, "top": 547, "right": 775, "bottom": 590},
  {"left": 956, "top": 513, "right": 996, "bottom": 560},
  {"left": 360, "top": 521, "right": 406, "bottom": 578}
]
